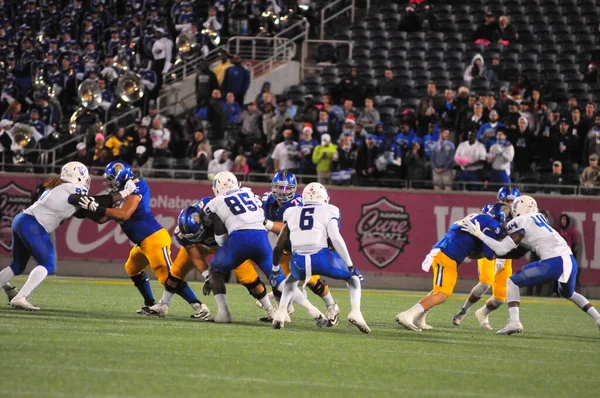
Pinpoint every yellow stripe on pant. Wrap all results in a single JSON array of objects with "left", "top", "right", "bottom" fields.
[
  {"left": 478, "top": 258, "right": 513, "bottom": 301},
  {"left": 429, "top": 251, "right": 459, "bottom": 297}
]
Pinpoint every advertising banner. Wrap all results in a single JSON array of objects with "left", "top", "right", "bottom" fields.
[{"left": 2, "top": 174, "right": 600, "bottom": 284}]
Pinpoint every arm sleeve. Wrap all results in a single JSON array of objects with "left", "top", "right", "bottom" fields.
[
  {"left": 477, "top": 233, "right": 518, "bottom": 256},
  {"left": 326, "top": 217, "right": 353, "bottom": 267}
]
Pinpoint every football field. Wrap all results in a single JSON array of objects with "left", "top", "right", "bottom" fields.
[{"left": 1, "top": 277, "right": 599, "bottom": 398}]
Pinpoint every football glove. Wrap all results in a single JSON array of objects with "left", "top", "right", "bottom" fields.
[
  {"left": 459, "top": 219, "right": 484, "bottom": 239},
  {"left": 120, "top": 179, "right": 138, "bottom": 199},
  {"left": 348, "top": 266, "right": 364, "bottom": 282},
  {"left": 202, "top": 276, "right": 212, "bottom": 296},
  {"left": 79, "top": 196, "right": 99, "bottom": 212}
]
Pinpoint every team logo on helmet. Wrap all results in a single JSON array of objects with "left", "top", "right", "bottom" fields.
[
  {"left": 192, "top": 213, "right": 200, "bottom": 224},
  {"left": 356, "top": 197, "right": 411, "bottom": 269},
  {"left": 113, "top": 163, "right": 123, "bottom": 173},
  {"left": 0, "top": 182, "right": 34, "bottom": 251}
]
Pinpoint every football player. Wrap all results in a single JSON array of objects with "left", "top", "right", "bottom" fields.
[
  {"left": 460, "top": 195, "right": 600, "bottom": 334},
  {"left": 271, "top": 183, "right": 369, "bottom": 333},
  {"left": 395, "top": 203, "right": 510, "bottom": 331},
  {"left": 78, "top": 161, "right": 209, "bottom": 318},
  {"left": 262, "top": 171, "right": 340, "bottom": 326},
  {"left": 453, "top": 186, "right": 521, "bottom": 329},
  {"left": 0, "top": 162, "right": 90, "bottom": 310},
  {"left": 146, "top": 198, "right": 277, "bottom": 321},
  {"left": 204, "top": 171, "right": 285, "bottom": 323}
]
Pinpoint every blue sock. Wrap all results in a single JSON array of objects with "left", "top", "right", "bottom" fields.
[
  {"left": 178, "top": 285, "right": 201, "bottom": 304},
  {"left": 131, "top": 272, "right": 155, "bottom": 306}
]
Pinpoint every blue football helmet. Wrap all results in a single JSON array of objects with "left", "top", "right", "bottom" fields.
[
  {"left": 497, "top": 186, "right": 521, "bottom": 203},
  {"left": 271, "top": 170, "right": 297, "bottom": 203},
  {"left": 481, "top": 203, "right": 494, "bottom": 214},
  {"left": 104, "top": 161, "right": 133, "bottom": 191},
  {"left": 177, "top": 205, "right": 204, "bottom": 238},
  {"left": 484, "top": 203, "right": 512, "bottom": 224},
  {"left": 193, "top": 197, "right": 212, "bottom": 213}
]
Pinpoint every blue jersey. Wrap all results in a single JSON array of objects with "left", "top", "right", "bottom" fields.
[
  {"left": 433, "top": 214, "right": 503, "bottom": 264},
  {"left": 261, "top": 192, "right": 303, "bottom": 222},
  {"left": 119, "top": 178, "right": 163, "bottom": 245}
]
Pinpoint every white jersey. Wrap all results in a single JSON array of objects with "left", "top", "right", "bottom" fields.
[
  {"left": 283, "top": 203, "right": 340, "bottom": 254},
  {"left": 206, "top": 187, "right": 265, "bottom": 233},
  {"left": 507, "top": 213, "right": 572, "bottom": 260},
  {"left": 23, "top": 182, "right": 87, "bottom": 233}
]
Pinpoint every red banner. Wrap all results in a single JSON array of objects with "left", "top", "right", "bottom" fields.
[{"left": 2, "top": 174, "right": 600, "bottom": 284}]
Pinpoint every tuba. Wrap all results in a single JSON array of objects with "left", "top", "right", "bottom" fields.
[
  {"left": 116, "top": 71, "right": 144, "bottom": 103},
  {"left": 113, "top": 46, "right": 132, "bottom": 73},
  {"left": 69, "top": 106, "right": 104, "bottom": 136},
  {"left": 77, "top": 79, "right": 102, "bottom": 110},
  {"left": 12, "top": 123, "right": 34, "bottom": 148},
  {"left": 176, "top": 29, "right": 197, "bottom": 58}
]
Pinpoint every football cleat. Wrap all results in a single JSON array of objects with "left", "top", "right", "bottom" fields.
[
  {"left": 4, "top": 285, "right": 19, "bottom": 303},
  {"left": 259, "top": 306, "right": 277, "bottom": 323},
  {"left": 395, "top": 311, "right": 421, "bottom": 332},
  {"left": 595, "top": 318, "right": 600, "bottom": 331},
  {"left": 414, "top": 312, "right": 433, "bottom": 330},
  {"left": 496, "top": 320, "right": 524, "bottom": 335},
  {"left": 475, "top": 307, "right": 493, "bottom": 329},
  {"left": 191, "top": 303, "right": 211, "bottom": 320},
  {"left": 326, "top": 303, "right": 340, "bottom": 327},
  {"left": 452, "top": 307, "right": 467, "bottom": 326},
  {"left": 140, "top": 301, "right": 169, "bottom": 317},
  {"left": 213, "top": 310, "right": 232, "bottom": 323},
  {"left": 313, "top": 314, "right": 329, "bottom": 328},
  {"left": 271, "top": 309, "right": 287, "bottom": 329},
  {"left": 347, "top": 311, "right": 371, "bottom": 334},
  {"left": 10, "top": 297, "right": 40, "bottom": 311}
]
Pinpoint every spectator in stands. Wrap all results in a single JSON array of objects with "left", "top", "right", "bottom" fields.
[
  {"left": 584, "top": 62, "right": 598, "bottom": 85},
  {"left": 312, "top": 133, "right": 337, "bottom": 184},
  {"left": 398, "top": 5, "right": 421, "bottom": 32},
  {"left": 132, "top": 122, "right": 153, "bottom": 158},
  {"left": 478, "top": 109, "right": 504, "bottom": 149},
  {"left": 207, "top": 149, "right": 232, "bottom": 179},
  {"left": 462, "top": 101, "right": 486, "bottom": 137},
  {"left": 150, "top": 117, "right": 171, "bottom": 156},
  {"left": 551, "top": 118, "right": 579, "bottom": 171},
  {"left": 188, "top": 129, "right": 212, "bottom": 170},
  {"left": 350, "top": 118, "right": 368, "bottom": 146},
  {"left": 221, "top": 54, "right": 250, "bottom": 105},
  {"left": 0, "top": 120, "right": 15, "bottom": 164},
  {"left": 20, "top": 108, "right": 47, "bottom": 143},
  {"left": 488, "top": 128, "right": 515, "bottom": 184},
  {"left": 195, "top": 59, "right": 219, "bottom": 110},
  {"left": 255, "top": 82, "right": 275, "bottom": 106},
  {"left": 231, "top": 155, "right": 249, "bottom": 174},
  {"left": 357, "top": 98, "right": 380, "bottom": 133},
  {"left": 72, "top": 142, "right": 92, "bottom": 166},
  {"left": 91, "top": 133, "right": 110, "bottom": 173},
  {"left": 377, "top": 69, "right": 401, "bottom": 98},
  {"left": 511, "top": 75, "right": 531, "bottom": 101},
  {"left": 214, "top": 51, "right": 232, "bottom": 86},
  {"left": 540, "top": 161, "right": 572, "bottom": 194},
  {"left": 395, "top": 121, "right": 417, "bottom": 156},
  {"left": 271, "top": 128, "right": 299, "bottom": 172},
  {"left": 582, "top": 102, "right": 596, "bottom": 133},
  {"left": 141, "top": 103, "right": 167, "bottom": 128},
  {"left": 430, "top": 127, "right": 455, "bottom": 191},
  {"left": 582, "top": 113, "right": 600, "bottom": 165},
  {"left": 420, "top": 82, "right": 444, "bottom": 112},
  {"left": 332, "top": 131, "right": 358, "bottom": 177},
  {"left": 222, "top": 92, "right": 242, "bottom": 123},
  {"left": 276, "top": 116, "right": 300, "bottom": 143},
  {"left": 519, "top": 101, "right": 535, "bottom": 130},
  {"left": 438, "top": 89, "right": 459, "bottom": 133},
  {"left": 240, "top": 101, "right": 261, "bottom": 143},
  {"left": 416, "top": 98, "right": 438, "bottom": 136},
  {"left": 2, "top": 101, "right": 22, "bottom": 121},
  {"left": 315, "top": 109, "right": 335, "bottom": 139},
  {"left": 247, "top": 140, "right": 269, "bottom": 173},
  {"left": 510, "top": 117, "right": 535, "bottom": 179},
  {"left": 105, "top": 127, "right": 133, "bottom": 159},
  {"left": 473, "top": 12, "right": 499, "bottom": 45},
  {"left": 404, "top": 140, "right": 429, "bottom": 183},
  {"left": 455, "top": 130, "right": 487, "bottom": 188},
  {"left": 285, "top": 98, "right": 298, "bottom": 119},
  {"left": 208, "top": 89, "right": 226, "bottom": 141},
  {"left": 298, "top": 124, "right": 318, "bottom": 175},
  {"left": 497, "top": 16, "right": 517, "bottom": 46},
  {"left": 260, "top": 102, "right": 276, "bottom": 143},
  {"left": 463, "top": 54, "right": 486, "bottom": 87},
  {"left": 151, "top": 28, "right": 173, "bottom": 91},
  {"left": 580, "top": 154, "right": 600, "bottom": 194},
  {"left": 422, "top": 4, "right": 438, "bottom": 31},
  {"left": 355, "top": 134, "right": 381, "bottom": 179}
]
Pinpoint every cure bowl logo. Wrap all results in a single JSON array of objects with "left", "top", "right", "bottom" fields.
[
  {"left": 0, "top": 182, "right": 34, "bottom": 251},
  {"left": 356, "top": 197, "right": 411, "bottom": 269}
]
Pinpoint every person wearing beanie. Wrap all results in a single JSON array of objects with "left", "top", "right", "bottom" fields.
[{"left": 312, "top": 133, "right": 338, "bottom": 185}]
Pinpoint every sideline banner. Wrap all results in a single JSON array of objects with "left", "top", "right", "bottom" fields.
[{"left": 2, "top": 174, "right": 600, "bottom": 285}]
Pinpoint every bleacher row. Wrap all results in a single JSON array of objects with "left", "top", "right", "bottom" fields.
[{"left": 297, "top": 0, "right": 600, "bottom": 117}]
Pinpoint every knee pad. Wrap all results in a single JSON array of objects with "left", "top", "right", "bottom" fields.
[
  {"left": 244, "top": 278, "right": 267, "bottom": 300},
  {"left": 165, "top": 272, "right": 187, "bottom": 293},
  {"left": 243, "top": 277, "right": 263, "bottom": 292},
  {"left": 308, "top": 278, "right": 327, "bottom": 296},
  {"left": 131, "top": 271, "right": 149, "bottom": 286}
]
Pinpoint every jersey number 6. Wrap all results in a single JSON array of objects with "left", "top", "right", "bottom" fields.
[
  {"left": 225, "top": 192, "right": 258, "bottom": 215},
  {"left": 299, "top": 207, "right": 315, "bottom": 231}
]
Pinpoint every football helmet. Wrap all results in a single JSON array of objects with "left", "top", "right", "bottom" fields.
[
  {"left": 103, "top": 161, "right": 133, "bottom": 191},
  {"left": 497, "top": 185, "right": 521, "bottom": 204},
  {"left": 302, "top": 182, "right": 329, "bottom": 204},
  {"left": 271, "top": 170, "right": 297, "bottom": 203},
  {"left": 212, "top": 171, "right": 239, "bottom": 196},
  {"left": 512, "top": 195, "right": 538, "bottom": 218},
  {"left": 193, "top": 197, "right": 212, "bottom": 213},
  {"left": 61, "top": 161, "right": 91, "bottom": 190},
  {"left": 178, "top": 205, "right": 204, "bottom": 237}
]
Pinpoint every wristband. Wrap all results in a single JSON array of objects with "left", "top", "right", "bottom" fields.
[
  {"left": 264, "top": 220, "right": 274, "bottom": 231},
  {"left": 272, "top": 265, "right": 280, "bottom": 273},
  {"left": 202, "top": 270, "right": 209, "bottom": 279}
]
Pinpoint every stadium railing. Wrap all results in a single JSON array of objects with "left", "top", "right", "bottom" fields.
[
  {"left": 227, "top": 36, "right": 297, "bottom": 79},
  {"left": 320, "top": 0, "right": 370, "bottom": 40}
]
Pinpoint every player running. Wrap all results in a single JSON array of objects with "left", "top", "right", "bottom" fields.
[
  {"left": 262, "top": 171, "right": 340, "bottom": 326},
  {"left": 460, "top": 195, "right": 600, "bottom": 335},
  {"left": 204, "top": 171, "right": 285, "bottom": 323},
  {"left": 78, "top": 161, "right": 209, "bottom": 318},
  {"left": 453, "top": 186, "right": 521, "bottom": 329},
  {"left": 395, "top": 203, "right": 510, "bottom": 331},
  {"left": 271, "top": 183, "right": 370, "bottom": 333},
  {"left": 0, "top": 162, "right": 90, "bottom": 310},
  {"left": 146, "top": 198, "right": 277, "bottom": 321}
]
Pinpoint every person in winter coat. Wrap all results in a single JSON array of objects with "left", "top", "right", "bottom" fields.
[
  {"left": 312, "top": 133, "right": 338, "bottom": 184},
  {"left": 558, "top": 214, "right": 579, "bottom": 257},
  {"left": 221, "top": 54, "right": 250, "bottom": 105},
  {"left": 221, "top": 92, "right": 242, "bottom": 123},
  {"left": 195, "top": 59, "right": 219, "bottom": 109},
  {"left": 398, "top": 5, "right": 421, "bottom": 32},
  {"left": 487, "top": 127, "right": 515, "bottom": 183},
  {"left": 207, "top": 148, "right": 232, "bottom": 179},
  {"left": 357, "top": 97, "right": 381, "bottom": 133},
  {"left": 463, "top": 54, "right": 485, "bottom": 87},
  {"left": 497, "top": 15, "right": 518, "bottom": 46},
  {"left": 509, "top": 116, "right": 535, "bottom": 179}
]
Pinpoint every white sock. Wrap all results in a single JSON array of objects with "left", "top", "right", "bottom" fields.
[
  {"left": 567, "top": 292, "right": 600, "bottom": 320},
  {"left": 258, "top": 294, "right": 272, "bottom": 310},
  {"left": 482, "top": 297, "right": 504, "bottom": 315},
  {"left": 267, "top": 291, "right": 274, "bottom": 301},
  {"left": 586, "top": 306, "right": 600, "bottom": 321},
  {"left": 214, "top": 294, "right": 229, "bottom": 314},
  {"left": 15, "top": 266, "right": 48, "bottom": 299},
  {"left": 160, "top": 291, "right": 175, "bottom": 306},
  {"left": 407, "top": 303, "right": 425, "bottom": 318},
  {"left": 416, "top": 310, "right": 429, "bottom": 320},
  {"left": 506, "top": 278, "right": 520, "bottom": 303},
  {"left": 508, "top": 306, "right": 520, "bottom": 322},
  {"left": 346, "top": 275, "right": 361, "bottom": 312},
  {"left": 463, "top": 283, "right": 490, "bottom": 311},
  {"left": 321, "top": 292, "right": 335, "bottom": 307},
  {"left": 290, "top": 286, "right": 322, "bottom": 319},
  {"left": 0, "top": 267, "right": 15, "bottom": 287}
]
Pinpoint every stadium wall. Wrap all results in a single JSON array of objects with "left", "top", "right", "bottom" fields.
[{"left": 2, "top": 173, "right": 600, "bottom": 298}]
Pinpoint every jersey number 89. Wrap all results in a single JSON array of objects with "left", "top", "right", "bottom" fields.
[{"left": 225, "top": 192, "right": 258, "bottom": 215}]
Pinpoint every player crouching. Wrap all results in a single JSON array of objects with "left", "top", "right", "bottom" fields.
[{"left": 271, "top": 183, "right": 370, "bottom": 334}]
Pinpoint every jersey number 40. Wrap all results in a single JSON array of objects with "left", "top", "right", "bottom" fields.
[{"left": 225, "top": 192, "right": 258, "bottom": 215}]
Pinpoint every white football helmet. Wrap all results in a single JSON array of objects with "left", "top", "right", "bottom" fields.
[
  {"left": 212, "top": 171, "right": 240, "bottom": 196},
  {"left": 302, "top": 182, "right": 329, "bottom": 204},
  {"left": 511, "top": 195, "right": 538, "bottom": 218},
  {"left": 61, "top": 161, "right": 91, "bottom": 190}
]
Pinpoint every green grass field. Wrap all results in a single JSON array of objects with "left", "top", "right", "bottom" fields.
[{"left": 1, "top": 276, "right": 599, "bottom": 398}]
